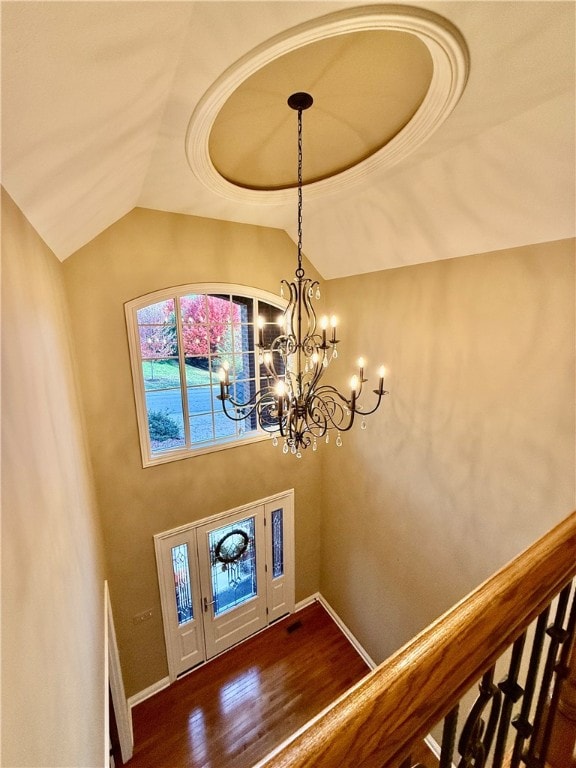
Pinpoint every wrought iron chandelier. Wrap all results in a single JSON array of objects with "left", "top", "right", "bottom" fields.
[{"left": 218, "top": 92, "right": 387, "bottom": 456}]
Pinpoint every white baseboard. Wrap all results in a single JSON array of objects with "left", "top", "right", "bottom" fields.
[
  {"left": 297, "top": 592, "right": 377, "bottom": 669},
  {"left": 294, "top": 593, "right": 318, "bottom": 612},
  {"left": 128, "top": 595, "right": 444, "bottom": 764},
  {"left": 298, "top": 594, "right": 444, "bottom": 763},
  {"left": 130, "top": 593, "right": 374, "bottom": 706},
  {"left": 128, "top": 676, "right": 170, "bottom": 710},
  {"left": 424, "top": 733, "right": 446, "bottom": 763}
]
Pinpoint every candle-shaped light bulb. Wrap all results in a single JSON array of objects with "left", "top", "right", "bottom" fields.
[
  {"left": 320, "top": 316, "right": 328, "bottom": 346},
  {"left": 350, "top": 374, "right": 358, "bottom": 409},
  {"left": 275, "top": 380, "right": 285, "bottom": 420},
  {"left": 378, "top": 365, "right": 385, "bottom": 393},
  {"left": 219, "top": 367, "right": 227, "bottom": 398},
  {"left": 222, "top": 360, "right": 230, "bottom": 385},
  {"left": 330, "top": 315, "right": 337, "bottom": 343},
  {"left": 358, "top": 357, "right": 365, "bottom": 380}
]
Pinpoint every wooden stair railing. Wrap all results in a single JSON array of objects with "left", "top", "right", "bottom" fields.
[{"left": 257, "top": 511, "right": 576, "bottom": 768}]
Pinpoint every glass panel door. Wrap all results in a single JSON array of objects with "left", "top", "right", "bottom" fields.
[
  {"left": 265, "top": 496, "right": 295, "bottom": 622},
  {"left": 155, "top": 530, "right": 206, "bottom": 678},
  {"left": 172, "top": 543, "right": 194, "bottom": 624},
  {"left": 208, "top": 517, "right": 257, "bottom": 616},
  {"left": 197, "top": 508, "right": 267, "bottom": 659}
]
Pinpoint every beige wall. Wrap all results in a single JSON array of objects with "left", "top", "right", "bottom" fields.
[
  {"left": 4, "top": 185, "right": 573, "bottom": 757},
  {"left": 1, "top": 190, "right": 107, "bottom": 767},
  {"left": 320, "top": 239, "right": 575, "bottom": 664},
  {"left": 63, "top": 207, "right": 323, "bottom": 697}
]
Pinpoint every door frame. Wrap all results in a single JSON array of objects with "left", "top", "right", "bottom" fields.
[
  {"left": 106, "top": 582, "right": 133, "bottom": 764},
  {"left": 154, "top": 489, "right": 295, "bottom": 682}
]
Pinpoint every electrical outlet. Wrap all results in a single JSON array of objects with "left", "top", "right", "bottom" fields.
[{"left": 132, "top": 609, "right": 153, "bottom": 625}]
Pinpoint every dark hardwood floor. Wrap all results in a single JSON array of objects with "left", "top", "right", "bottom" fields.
[{"left": 127, "top": 601, "right": 371, "bottom": 768}]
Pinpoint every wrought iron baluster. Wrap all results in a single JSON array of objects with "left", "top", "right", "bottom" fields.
[
  {"left": 457, "top": 667, "right": 502, "bottom": 767},
  {"left": 439, "top": 705, "right": 459, "bottom": 768},
  {"left": 510, "top": 608, "right": 550, "bottom": 768},
  {"left": 492, "top": 631, "right": 527, "bottom": 768},
  {"left": 533, "top": 583, "right": 576, "bottom": 767},
  {"left": 524, "top": 582, "right": 572, "bottom": 767}
]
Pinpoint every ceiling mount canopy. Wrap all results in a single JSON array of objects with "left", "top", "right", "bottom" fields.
[
  {"left": 287, "top": 92, "right": 313, "bottom": 112},
  {"left": 186, "top": 4, "right": 469, "bottom": 204}
]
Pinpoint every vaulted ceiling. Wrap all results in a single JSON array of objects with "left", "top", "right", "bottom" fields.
[{"left": 1, "top": 1, "right": 574, "bottom": 279}]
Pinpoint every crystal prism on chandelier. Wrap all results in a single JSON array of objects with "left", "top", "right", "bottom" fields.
[{"left": 217, "top": 92, "right": 388, "bottom": 456}]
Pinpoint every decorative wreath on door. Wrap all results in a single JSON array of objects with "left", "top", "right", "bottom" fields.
[{"left": 214, "top": 529, "right": 250, "bottom": 565}]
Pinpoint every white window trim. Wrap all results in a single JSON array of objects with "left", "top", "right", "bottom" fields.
[{"left": 125, "top": 283, "right": 286, "bottom": 467}]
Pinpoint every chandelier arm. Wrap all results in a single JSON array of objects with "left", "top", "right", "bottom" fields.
[
  {"left": 352, "top": 389, "right": 389, "bottom": 416},
  {"left": 220, "top": 383, "right": 275, "bottom": 415},
  {"left": 301, "top": 279, "right": 320, "bottom": 346},
  {"left": 316, "top": 342, "right": 333, "bottom": 370},
  {"left": 305, "top": 392, "right": 354, "bottom": 434},
  {"left": 217, "top": 395, "right": 261, "bottom": 422},
  {"left": 314, "top": 383, "right": 354, "bottom": 408},
  {"left": 305, "top": 365, "right": 322, "bottom": 391},
  {"left": 270, "top": 334, "right": 295, "bottom": 358},
  {"left": 281, "top": 361, "right": 295, "bottom": 383},
  {"left": 254, "top": 394, "right": 282, "bottom": 433},
  {"left": 284, "top": 281, "right": 299, "bottom": 340},
  {"left": 225, "top": 390, "right": 260, "bottom": 409},
  {"left": 303, "top": 361, "right": 326, "bottom": 394},
  {"left": 261, "top": 354, "right": 280, "bottom": 380},
  {"left": 305, "top": 403, "right": 330, "bottom": 437}
]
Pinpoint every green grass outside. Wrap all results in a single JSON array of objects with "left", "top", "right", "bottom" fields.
[{"left": 143, "top": 359, "right": 212, "bottom": 389}]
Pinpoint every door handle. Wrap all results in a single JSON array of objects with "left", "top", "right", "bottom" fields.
[{"left": 203, "top": 596, "right": 216, "bottom": 613}]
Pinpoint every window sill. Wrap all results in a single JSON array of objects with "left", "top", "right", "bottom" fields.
[{"left": 141, "top": 431, "right": 272, "bottom": 467}]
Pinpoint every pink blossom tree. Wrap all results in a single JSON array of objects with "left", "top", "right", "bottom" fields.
[
  {"left": 137, "top": 302, "right": 177, "bottom": 380},
  {"left": 178, "top": 296, "right": 240, "bottom": 360}
]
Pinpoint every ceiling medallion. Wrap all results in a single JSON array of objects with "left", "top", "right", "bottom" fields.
[{"left": 186, "top": 5, "right": 469, "bottom": 203}]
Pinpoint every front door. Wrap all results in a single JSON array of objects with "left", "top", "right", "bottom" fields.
[
  {"left": 197, "top": 507, "right": 267, "bottom": 659},
  {"left": 155, "top": 491, "right": 294, "bottom": 680}
]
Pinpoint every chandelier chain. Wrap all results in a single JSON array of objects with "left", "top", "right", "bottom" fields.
[{"left": 296, "top": 107, "right": 304, "bottom": 279}]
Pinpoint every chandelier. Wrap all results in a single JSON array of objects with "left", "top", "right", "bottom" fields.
[{"left": 218, "top": 92, "right": 387, "bottom": 456}]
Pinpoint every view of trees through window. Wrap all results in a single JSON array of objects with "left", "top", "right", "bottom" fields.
[{"left": 132, "top": 289, "right": 282, "bottom": 459}]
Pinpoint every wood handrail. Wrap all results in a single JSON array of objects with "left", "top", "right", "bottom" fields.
[{"left": 258, "top": 511, "right": 576, "bottom": 768}]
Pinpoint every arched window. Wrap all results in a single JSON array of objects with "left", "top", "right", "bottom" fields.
[{"left": 125, "top": 285, "right": 285, "bottom": 466}]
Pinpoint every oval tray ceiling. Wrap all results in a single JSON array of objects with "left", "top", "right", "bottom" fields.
[{"left": 186, "top": 5, "right": 469, "bottom": 204}]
